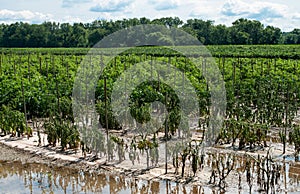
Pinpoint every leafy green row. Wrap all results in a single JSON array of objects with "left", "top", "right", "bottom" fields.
[
  {"left": 0, "top": 47, "right": 300, "bottom": 157},
  {"left": 1, "top": 45, "right": 299, "bottom": 58}
]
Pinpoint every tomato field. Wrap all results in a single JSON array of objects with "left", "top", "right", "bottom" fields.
[{"left": 0, "top": 45, "right": 300, "bottom": 192}]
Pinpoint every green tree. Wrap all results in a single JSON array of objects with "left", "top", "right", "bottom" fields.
[
  {"left": 27, "top": 24, "right": 47, "bottom": 47},
  {"left": 282, "top": 29, "right": 300, "bottom": 44},
  {"left": 88, "top": 28, "right": 107, "bottom": 47},
  {"left": 210, "top": 24, "right": 230, "bottom": 44},
  {"left": 71, "top": 23, "right": 88, "bottom": 47},
  {"left": 262, "top": 26, "right": 281, "bottom": 44},
  {"left": 182, "top": 19, "right": 213, "bottom": 44},
  {"left": 231, "top": 18, "right": 264, "bottom": 44},
  {"left": 152, "top": 17, "right": 183, "bottom": 28}
]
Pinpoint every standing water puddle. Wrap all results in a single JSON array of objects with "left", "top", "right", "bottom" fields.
[
  {"left": 1, "top": 157, "right": 300, "bottom": 193},
  {"left": 0, "top": 161, "right": 215, "bottom": 194}
]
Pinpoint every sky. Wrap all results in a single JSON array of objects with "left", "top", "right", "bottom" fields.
[{"left": 0, "top": 0, "right": 299, "bottom": 32}]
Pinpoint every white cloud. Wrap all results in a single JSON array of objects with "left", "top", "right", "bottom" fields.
[
  {"left": 292, "top": 13, "right": 300, "bottom": 20},
  {"left": 90, "top": 0, "right": 134, "bottom": 12},
  {"left": 0, "top": 0, "right": 298, "bottom": 31},
  {"left": 148, "top": 0, "right": 179, "bottom": 11},
  {"left": 0, "top": 9, "right": 52, "bottom": 23},
  {"left": 59, "top": 16, "right": 93, "bottom": 24},
  {"left": 62, "top": 0, "right": 92, "bottom": 8},
  {"left": 189, "top": 1, "right": 220, "bottom": 19},
  {"left": 221, "top": 0, "right": 288, "bottom": 21}
]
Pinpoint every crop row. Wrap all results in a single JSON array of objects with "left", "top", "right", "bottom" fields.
[
  {"left": 1, "top": 45, "right": 299, "bottom": 59},
  {"left": 0, "top": 47, "right": 300, "bottom": 191}
]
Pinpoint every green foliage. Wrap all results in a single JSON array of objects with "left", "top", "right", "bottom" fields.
[
  {"left": 218, "top": 119, "right": 269, "bottom": 149},
  {"left": 44, "top": 118, "right": 80, "bottom": 150},
  {"left": 214, "top": 54, "right": 300, "bottom": 150},
  {"left": 289, "top": 125, "right": 300, "bottom": 159},
  {"left": 96, "top": 101, "right": 121, "bottom": 130},
  {"left": 0, "top": 105, "right": 30, "bottom": 137},
  {"left": 129, "top": 80, "right": 181, "bottom": 135},
  {"left": 0, "top": 18, "right": 298, "bottom": 48},
  {"left": 0, "top": 46, "right": 300, "bottom": 156}
]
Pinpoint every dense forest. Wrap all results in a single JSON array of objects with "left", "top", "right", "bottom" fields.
[{"left": 0, "top": 17, "right": 299, "bottom": 47}]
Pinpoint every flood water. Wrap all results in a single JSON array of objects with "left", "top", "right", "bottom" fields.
[
  {"left": 0, "top": 161, "right": 212, "bottom": 194},
  {"left": 1, "top": 159, "right": 300, "bottom": 193}
]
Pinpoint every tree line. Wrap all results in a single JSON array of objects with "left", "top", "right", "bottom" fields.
[{"left": 0, "top": 17, "right": 299, "bottom": 47}]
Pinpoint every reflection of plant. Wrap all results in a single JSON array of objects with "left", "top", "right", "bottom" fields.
[
  {"left": 257, "top": 150, "right": 281, "bottom": 193},
  {"left": 246, "top": 150, "right": 281, "bottom": 193},
  {"left": 245, "top": 158, "right": 254, "bottom": 193}
]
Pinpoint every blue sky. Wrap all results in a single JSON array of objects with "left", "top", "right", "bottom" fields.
[{"left": 0, "top": 0, "right": 299, "bottom": 31}]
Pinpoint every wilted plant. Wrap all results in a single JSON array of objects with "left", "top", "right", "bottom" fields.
[{"left": 209, "top": 152, "right": 235, "bottom": 190}]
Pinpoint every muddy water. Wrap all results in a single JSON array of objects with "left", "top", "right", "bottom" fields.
[
  {"left": 0, "top": 161, "right": 211, "bottom": 194},
  {"left": 1, "top": 159, "right": 300, "bottom": 194},
  {"left": 1, "top": 140, "right": 300, "bottom": 194},
  {"left": 3, "top": 132, "right": 300, "bottom": 193},
  {"left": 0, "top": 161, "right": 150, "bottom": 193}
]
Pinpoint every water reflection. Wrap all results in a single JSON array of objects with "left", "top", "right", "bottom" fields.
[
  {"left": 0, "top": 161, "right": 209, "bottom": 194},
  {"left": 5, "top": 158, "right": 298, "bottom": 193},
  {"left": 0, "top": 161, "right": 109, "bottom": 193},
  {"left": 289, "top": 162, "right": 300, "bottom": 187}
]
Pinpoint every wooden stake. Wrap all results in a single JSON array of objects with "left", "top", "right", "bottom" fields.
[
  {"left": 21, "top": 79, "right": 28, "bottom": 139},
  {"left": 104, "top": 77, "right": 109, "bottom": 161},
  {"left": 165, "top": 92, "right": 168, "bottom": 174}
]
